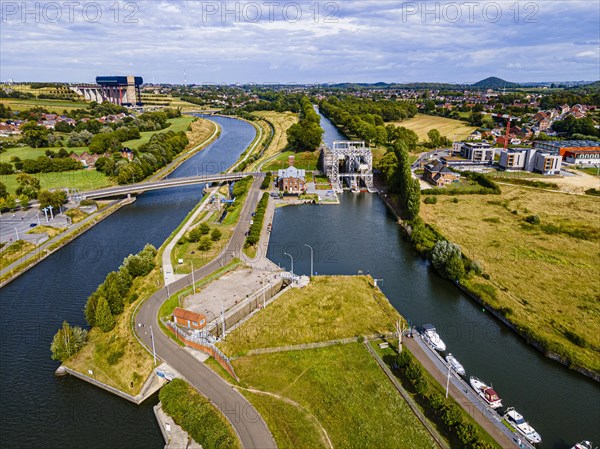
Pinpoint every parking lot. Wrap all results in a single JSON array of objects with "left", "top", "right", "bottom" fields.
[{"left": 0, "top": 207, "right": 68, "bottom": 243}]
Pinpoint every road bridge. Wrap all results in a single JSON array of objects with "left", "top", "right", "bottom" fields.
[{"left": 82, "top": 172, "right": 263, "bottom": 199}]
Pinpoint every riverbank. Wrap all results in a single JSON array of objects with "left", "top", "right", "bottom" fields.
[
  {"left": 0, "top": 117, "right": 220, "bottom": 287},
  {"left": 0, "top": 196, "right": 135, "bottom": 287},
  {"left": 377, "top": 190, "right": 600, "bottom": 382}
]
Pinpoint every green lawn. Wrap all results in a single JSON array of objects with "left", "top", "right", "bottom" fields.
[
  {"left": 263, "top": 150, "right": 320, "bottom": 172},
  {"left": 122, "top": 116, "right": 195, "bottom": 149},
  {"left": 1, "top": 168, "right": 113, "bottom": 194},
  {"left": 0, "top": 145, "right": 88, "bottom": 163},
  {"left": 218, "top": 276, "right": 400, "bottom": 357},
  {"left": 576, "top": 166, "right": 600, "bottom": 177},
  {"left": 232, "top": 344, "right": 436, "bottom": 449}
]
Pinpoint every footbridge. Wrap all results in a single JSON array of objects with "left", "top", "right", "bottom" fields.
[{"left": 82, "top": 172, "right": 263, "bottom": 200}]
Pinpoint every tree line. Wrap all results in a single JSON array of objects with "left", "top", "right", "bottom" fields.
[{"left": 285, "top": 96, "right": 324, "bottom": 152}]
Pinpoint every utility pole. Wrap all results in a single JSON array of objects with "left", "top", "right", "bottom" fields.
[
  {"left": 48, "top": 205, "right": 54, "bottom": 220},
  {"left": 14, "top": 227, "right": 19, "bottom": 240},
  {"left": 284, "top": 252, "right": 294, "bottom": 281},
  {"left": 219, "top": 299, "right": 226, "bottom": 340},
  {"left": 150, "top": 325, "right": 157, "bottom": 367}
]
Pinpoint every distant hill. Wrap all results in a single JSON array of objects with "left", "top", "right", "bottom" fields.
[{"left": 472, "top": 77, "right": 518, "bottom": 89}]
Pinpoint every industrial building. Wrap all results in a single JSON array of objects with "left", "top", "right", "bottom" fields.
[{"left": 532, "top": 140, "right": 600, "bottom": 156}]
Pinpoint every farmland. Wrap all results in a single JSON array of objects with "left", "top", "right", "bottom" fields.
[
  {"left": 390, "top": 113, "right": 476, "bottom": 142},
  {"left": 420, "top": 186, "right": 600, "bottom": 373}
]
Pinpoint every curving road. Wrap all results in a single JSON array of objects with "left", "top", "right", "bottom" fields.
[{"left": 135, "top": 175, "right": 277, "bottom": 449}]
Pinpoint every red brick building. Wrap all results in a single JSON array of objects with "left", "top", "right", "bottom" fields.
[{"left": 173, "top": 308, "right": 207, "bottom": 330}]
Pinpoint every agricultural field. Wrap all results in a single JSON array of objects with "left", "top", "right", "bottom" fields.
[
  {"left": 390, "top": 113, "right": 476, "bottom": 142},
  {"left": 250, "top": 111, "right": 298, "bottom": 170},
  {"left": 218, "top": 276, "right": 400, "bottom": 357},
  {"left": 0, "top": 98, "right": 88, "bottom": 113},
  {"left": 121, "top": 115, "right": 196, "bottom": 149},
  {"left": 420, "top": 186, "right": 600, "bottom": 373}
]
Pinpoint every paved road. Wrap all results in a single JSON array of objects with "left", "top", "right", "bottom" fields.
[{"left": 135, "top": 175, "right": 277, "bottom": 449}]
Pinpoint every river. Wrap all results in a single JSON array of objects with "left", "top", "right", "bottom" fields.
[
  {"left": 0, "top": 115, "right": 256, "bottom": 448},
  {"left": 266, "top": 110, "right": 600, "bottom": 449}
]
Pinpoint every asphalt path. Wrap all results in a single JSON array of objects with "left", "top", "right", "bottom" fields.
[{"left": 135, "top": 175, "right": 277, "bottom": 449}]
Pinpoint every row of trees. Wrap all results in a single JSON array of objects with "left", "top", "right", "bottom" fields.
[
  {"left": 84, "top": 244, "right": 157, "bottom": 332},
  {"left": 379, "top": 141, "right": 420, "bottom": 220},
  {"left": 397, "top": 350, "right": 495, "bottom": 449},
  {"left": 245, "top": 192, "right": 269, "bottom": 248},
  {"left": 319, "top": 96, "right": 417, "bottom": 146},
  {"left": 286, "top": 96, "right": 324, "bottom": 152},
  {"left": 95, "top": 130, "right": 189, "bottom": 184}
]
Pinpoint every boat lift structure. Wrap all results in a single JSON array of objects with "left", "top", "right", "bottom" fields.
[{"left": 322, "top": 141, "right": 375, "bottom": 192}]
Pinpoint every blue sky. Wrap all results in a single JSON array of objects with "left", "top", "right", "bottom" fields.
[{"left": 1, "top": 1, "right": 599, "bottom": 84}]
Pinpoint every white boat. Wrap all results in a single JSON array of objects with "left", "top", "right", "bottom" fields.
[
  {"left": 469, "top": 376, "right": 502, "bottom": 409},
  {"left": 422, "top": 324, "right": 446, "bottom": 351},
  {"left": 504, "top": 407, "right": 542, "bottom": 445},
  {"left": 571, "top": 441, "right": 593, "bottom": 449},
  {"left": 445, "top": 353, "right": 466, "bottom": 376}
]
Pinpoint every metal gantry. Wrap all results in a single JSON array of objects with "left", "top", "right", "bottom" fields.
[{"left": 322, "top": 141, "right": 374, "bottom": 191}]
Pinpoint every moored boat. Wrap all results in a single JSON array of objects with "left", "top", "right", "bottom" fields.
[
  {"left": 504, "top": 407, "right": 542, "bottom": 445},
  {"left": 445, "top": 353, "right": 466, "bottom": 376},
  {"left": 469, "top": 376, "right": 502, "bottom": 409},
  {"left": 421, "top": 323, "right": 446, "bottom": 351},
  {"left": 571, "top": 441, "right": 593, "bottom": 449}
]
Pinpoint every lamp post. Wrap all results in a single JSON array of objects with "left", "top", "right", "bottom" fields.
[
  {"left": 14, "top": 227, "right": 19, "bottom": 240},
  {"left": 191, "top": 260, "right": 196, "bottom": 294},
  {"left": 304, "top": 244, "right": 314, "bottom": 277},
  {"left": 48, "top": 205, "right": 54, "bottom": 220},
  {"left": 219, "top": 298, "right": 226, "bottom": 340},
  {"left": 150, "top": 325, "right": 157, "bottom": 367},
  {"left": 284, "top": 252, "right": 294, "bottom": 279}
]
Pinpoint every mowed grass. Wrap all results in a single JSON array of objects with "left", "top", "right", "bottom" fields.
[
  {"left": 0, "top": 145, "right": 89, "bottom": 163},
  {"left": 232, "top": 343, "right": 436, "bottom": 449},
  {"left": 263, "top": 150, "right": 320, "bottom": 172},
  {"left": 65, "top": 266, "right": 162, "bottom": 395},
  {"left": 250, "top": 111, "right": 298, "bottom": 170},
  {"left": 0, "top": 168, "right": 113, "bottom": 195},
  {"left": 390, "top": 113, "right": 476, "bottom": 141},
  {"left": 123, "top": 115, "right": 196, "bottom": 149},
  {"left": 420, "top": 186, "right": 600, "bottom": 373},
  {"left": 218, "top": 276, "right": 400, "bottom": 357}
]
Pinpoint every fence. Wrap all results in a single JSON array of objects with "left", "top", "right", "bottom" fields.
[{"left": 164, "top": 320, "right": 238, "bottom": 382}]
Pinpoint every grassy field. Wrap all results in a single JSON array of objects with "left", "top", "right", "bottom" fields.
[
  {"left": 218, "top": 276, "right": 400, "bottom": 357},
  {"left": 0, "top": 98, "right": 88, "bottom": 112},
  {"left": 576, "top": 166, "right": 600, "bottom": 177},
  {"left": 26, "top": 225, "right": 64, "bottom": 238},
  {"left": 232, "top": 343, "right": 436, "bottom": 449},
  {"left": 263, "top": 150, "right": 320, "bottom": 172},
  {"left": 0, "top": 145, "right": 89, "bottom": 163},
  {"left": 172, "top": 223, "right": 233, "bottom": 275},
  {"left": 0, "top": 169, "right": 113, "bottom": 195},
  {"left": 0, "top": 240, "right": 35, "bottom": 270},
  {"left": 250, "top": 111, "right": 298, "bottom": 170},
  {"left": 65, "top": 266, "right": 162, "bottom": 395},
  {"left": 420, "top": 186, "right": 600, "bottom": 373},
  {"left": 390, "top": 113, "right": 476, "bottom": 142},
  {"left": 122, "top": 115, "right": 196, "bottom": 149}
]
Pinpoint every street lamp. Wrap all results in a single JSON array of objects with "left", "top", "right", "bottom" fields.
[
  {"left": 304, "top": 244, "right": 314, "bottom": 277},
  {"left": 218, "top": 298, "right": 226, "bottom": 340},
  {"left": 191, "top": 260, "right": 196, "bottom": 294},
  {"left": 284, "top": 252, "right": 294, "bottom": 279}
]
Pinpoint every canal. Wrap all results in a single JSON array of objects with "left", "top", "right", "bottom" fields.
[
  {"left": 267, "top": 110, "right": 600, "bottom": 449},
  {"left": 0, "top": 115, "right": 256, "bottom": 448}
]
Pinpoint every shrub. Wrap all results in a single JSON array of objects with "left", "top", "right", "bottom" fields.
[
  {"left": 423, "top": 196, "right": 437, "bottom": 204},
  {"left": 211, "top": 228, "right": 222, "bottom": 241},
  {"left": 524, "top": 214, "right": 540, "bottom": 225},
  {"left": 431, "top": 240, "right": 465, "bottom": 281},
  {"left": 199, "top": 222, "right": 210, "bottom": 235},
  {"left": 198, "top": 235, "right": 212, "bottom": 251}
]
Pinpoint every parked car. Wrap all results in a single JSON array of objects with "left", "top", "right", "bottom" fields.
[{"left": 29, "top": 223, "right": 37, "bottom": 228}]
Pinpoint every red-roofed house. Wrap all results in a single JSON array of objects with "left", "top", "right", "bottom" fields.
[{"left": 173, "top": 308, "right": 207, "bottom": 330}]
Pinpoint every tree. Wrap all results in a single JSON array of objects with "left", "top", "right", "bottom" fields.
[
  {"left": 50, "top": 321, "right": 88, "bottom": 362},
  {"left": 427, "top": 129, "right": 443, "bottom": 148},
  {"left": 37, "top": 190, "right": 67, "bottom": 210},
  {"left": 198, "top": 235, "right": 212, "bottom": 251},
  {"left": 84, "top": 291, "right": 101, "bottom": 327},
  {"left": 0, "top": 194, "right": 17, "bottom": 211},
  {"left": 101, "top": 269, "right": 132, "bottom": 315},
  {"left": 15, "top": 173, "right": 41, "bottom": 199},
  {"left": 210, "top": 228, "right": 222, "bottom": 241},
  {"left": 406, "top": 178, "right": 421, "bottom": 221},
  {"left": 431, "top": 240, "right": 465, "bottom": 281},
  {"left": 21, "top": 121, "right": 50, "bottom": 148},
  {"left": 187, "top": 227, "right": 203, "bottom": 243},
  {"left": 0, "top": 162, "right": 14, "bottom": 175},
  {"left": 18, "top": 194, "right": 30, "bottom": 209},
  {"left": 199, "top": 222, "right": 210, "bottom": 235},
  {"left": 94, "top": 296, "right": 116, "bottom": 332},
  {"left": 0, "top": 182, "right": 8, "bottom": 199}
]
